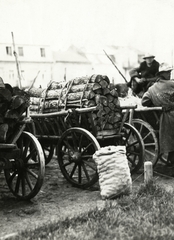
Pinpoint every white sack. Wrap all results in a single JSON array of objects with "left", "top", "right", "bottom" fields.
[{"left": 93, "top": 145, "right": 132, "bottom": 199}]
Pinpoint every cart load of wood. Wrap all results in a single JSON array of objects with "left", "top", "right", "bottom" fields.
[{"left": 28, "top": 75, "right": 123, "bottom": 132}]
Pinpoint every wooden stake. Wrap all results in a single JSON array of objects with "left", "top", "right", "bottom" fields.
[
  {"left": 11, "top": 32, "right": 22, "bottom": 89},
  {"left": 144, "top": 161, "right": 153, "bottom": 184},
  {"left": 28, "top": 70, "right": 40, "bottom": 91}
]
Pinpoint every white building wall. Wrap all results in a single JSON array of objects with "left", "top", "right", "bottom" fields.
[
  {"left": 65, "top": 63, "right": 93, "bottom": 81},
  {"left": 52, "top": 62, "right": 93, "bottom": 82},
  {"left": 0, "top": 61, "right": 53, "bottom": 89},
  {"left": 19, "top": 62, "right": 52, "bottom": 89},
  {"left": 0, "top": 43, "right": 53, "bottom": 89}
]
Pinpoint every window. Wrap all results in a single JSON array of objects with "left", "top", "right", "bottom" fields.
[
  {"left": 9, "top": 70, "right": 14, "bottom": 80},
  {"left": 6, "top": 46, "right": 12, "bottom": 56},
  {"left": 40, "top": 48, "right": 45, "bottom": 57},
  {"left": 21, "top": 70, "right": 25, "bottom": 79},
  {"left": 18, "top": 47, "right": 24, "bottom": 56}
]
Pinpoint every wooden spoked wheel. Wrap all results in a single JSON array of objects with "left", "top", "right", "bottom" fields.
[
  {"left": 41, "top": 143, "right": 55, "bottom": 165},
  {"left": 119, "top": 123, "right": 145, "bottom": 174},
  {"left": 57, "top": 127, "right": 100, "bottom": 188},
  {"left": 132, "top": 119, "right": 159, "bottom": 166},
  {"left": 4, "top": 131, "right": 45, "bottom": 200}
]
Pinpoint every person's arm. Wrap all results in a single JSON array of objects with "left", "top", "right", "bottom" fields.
[
  {"left": 138, "top": 76, "right": 158, "bottom": 85},
  {"left": 141, "top": 91, "right": 153, "bottom": 107},
  {"left": 129, "top": 66, "right": 141, "bottom": 79}
]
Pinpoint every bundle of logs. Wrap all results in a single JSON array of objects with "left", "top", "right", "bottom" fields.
[
  {"left": 28, "top": 74, "right": 122, "bottom": 132},
  {"left": 0, "top": 84, "right": 30, "bottom": 143}
]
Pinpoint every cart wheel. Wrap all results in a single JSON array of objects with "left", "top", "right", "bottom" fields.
[
  {"left": 57, "top": 127, "right": 100, "bottom": 189},
  {"left": 4, "top": 131, "right": 45, "bottom": 200},
  {"left": 132, "top": 119, "right": 159, "bottom": 166},
  {"left": 119, "top": 123, "right": 145, "bottom": 174},
  {"left": 41, "top": 143, "right": 55, "bottom": 165}
]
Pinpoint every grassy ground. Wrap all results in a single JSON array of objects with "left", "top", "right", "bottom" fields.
[{"left": 10, "top": 180, "right": 174, "bottom": 240}]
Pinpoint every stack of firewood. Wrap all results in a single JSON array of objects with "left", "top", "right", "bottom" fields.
[{"left": 28, "top": 75, "right": 122, "bottom": 132}]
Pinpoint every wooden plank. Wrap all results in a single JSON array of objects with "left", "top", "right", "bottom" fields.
[{"left": 135, "top": 106, "right": 162, "bottom": 112}]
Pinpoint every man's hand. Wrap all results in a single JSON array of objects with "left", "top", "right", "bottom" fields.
[
  {"left": 139, "top": 78, "right": 146, "bottom": 83},
  {"left": 134, "top": 77, "right": 146, "bottom": 84},
  {"left": 134, "top": 77, "right": 141, "bottom": 83}
]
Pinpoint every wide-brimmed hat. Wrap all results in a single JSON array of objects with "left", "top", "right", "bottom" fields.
[
  {"left": 157, "top": 62, "right": 173, "bottom": 74},
  {"left": 143, "top": 53, "right": 155, "bottom": 59}
]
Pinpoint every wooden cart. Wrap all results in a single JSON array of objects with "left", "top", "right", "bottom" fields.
[
  {"left": 27, "top": 105, "right": 145, "bottom": 189},
  {"left": 128, "top": 106, "right": 163, "bottom": 166},
  {"left": 0, "top": 113, "right": 45, "bottom": 200}
]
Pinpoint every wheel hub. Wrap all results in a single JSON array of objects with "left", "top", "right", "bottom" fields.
[
  {"left": 70, "top": 151, "right": 81, "bottom": 163},
  {"left": 11, "top": 158, "right": 25, "bottom": 172}
]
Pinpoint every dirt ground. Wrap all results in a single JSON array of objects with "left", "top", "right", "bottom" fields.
[{"left": 0, "top": 157, "right": 174, "bottom": 240}]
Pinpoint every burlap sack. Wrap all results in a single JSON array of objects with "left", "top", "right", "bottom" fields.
[{"left": 93, "top": 145, "right": 132, "bottom": 199}]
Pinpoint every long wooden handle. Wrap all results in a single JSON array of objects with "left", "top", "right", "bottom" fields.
[
  {"left": 11, "top": 32, "right": 22, "bottom": 89},
  {"left": 103, "top": 49, "right": 128, "bottom": 83}
]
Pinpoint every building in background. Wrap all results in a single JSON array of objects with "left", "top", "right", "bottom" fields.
[
  {"left": 0, "top": 43, "right": 53, "bottom": 89},
  {"left": 0, "top": 42, "right": 148, "bottom": 88},
  {"left": 52, "top": 44, "right": 145, "bottom": 85},
  {"left": 52, "top": 45, "right": 92, "bottom": 82},
  {"left": 81, "top": 45, "right": 145, "bottom": 84}
]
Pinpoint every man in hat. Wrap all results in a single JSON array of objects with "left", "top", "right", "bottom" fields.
[
  {"left": 142, "top": 63, "right": 174, "bottom": 165},
  {"left": 128, "top": 54, "right": 160, "bottom": 97}
]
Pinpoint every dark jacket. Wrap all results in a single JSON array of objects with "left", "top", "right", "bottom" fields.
[
  {"left": 129, "top": 59, "right": 160, "bottom": 79},
  {"left": 142, "top": 79, "right": 174, "bottom": 154},
  {"left": 128, "top": 59, "right": 160, "bottom": 96}
]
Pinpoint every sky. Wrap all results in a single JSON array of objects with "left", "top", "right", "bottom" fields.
[{"left": 0, "top": 0, "right": 174, "bottom": 63}]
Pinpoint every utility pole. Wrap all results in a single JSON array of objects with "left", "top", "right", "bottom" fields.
[{"left": 11, "top": 32, "right": 22, "bottom": 89}]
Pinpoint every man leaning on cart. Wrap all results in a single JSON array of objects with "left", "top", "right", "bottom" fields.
[{"left": 141, "top": 62, "right": 174, "bottom": 166}]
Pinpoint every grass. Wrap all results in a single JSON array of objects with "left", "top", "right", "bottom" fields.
[{"left": 12, "top": 180, "right": 174, "bottom": 240}]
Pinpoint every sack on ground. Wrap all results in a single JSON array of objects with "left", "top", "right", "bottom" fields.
[{"left": 93, "top": 145, "right": 132, "bottom": 199}]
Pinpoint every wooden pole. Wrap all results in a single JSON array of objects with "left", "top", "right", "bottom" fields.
[
  {"left": 28, "top": 70, "right": 40, "bottom": 91},
  {"left": 144, "top": 161, "right": 153, "bottom": 184},
  {"left": 11, "top": 32, "right": 22, "bottom": 89},
  {"left": 64, "top": 67, "right": 66, "bottom": 81},
  {"left": 103, "top": 49, "right": 128, "bottom": 83}
]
